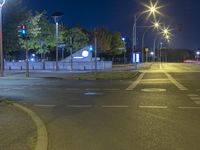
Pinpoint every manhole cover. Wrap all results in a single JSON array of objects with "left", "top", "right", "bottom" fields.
[{"left": 141, "top": 88, "right": 167, "bottom": 92}]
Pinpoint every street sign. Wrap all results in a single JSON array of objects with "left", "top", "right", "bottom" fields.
[{"left": 59, "top": 43, "right": 66, "bottom": 48}]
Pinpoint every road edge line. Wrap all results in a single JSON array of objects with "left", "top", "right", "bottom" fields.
[{"left": 13, "top": 103, "right": 48, "bottom": 150}]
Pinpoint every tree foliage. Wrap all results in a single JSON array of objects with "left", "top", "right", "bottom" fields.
[{"left": 3, "top": 0, "right": 31, "bottom": 53}]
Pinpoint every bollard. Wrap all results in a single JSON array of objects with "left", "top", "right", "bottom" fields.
[
  {"left": 21, "top": 66, "right": 23, "bottom": 70},
  {"left": 9, "top": 66, "right": 11, "bottom": 70}
]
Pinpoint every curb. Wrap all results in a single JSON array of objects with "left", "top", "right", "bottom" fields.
[{"left": 12, "top": 103, "right": 48, "bottom": 150}]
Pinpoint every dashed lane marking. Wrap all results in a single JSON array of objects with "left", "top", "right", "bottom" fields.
[
  {"left": 164, "top": 72, "right": 188, "bottom": 91},
  {"left": 67, "top": 105, "right": 93, "bottom": 108},
  {"left": 85, "top": 88, "right": 100, "bottom": 91},
  {"left": 34, "top": 104, "right": 56, "bottom": 107},
  {"left": 178, "top": 106, "right": 200, "bottom": 109},
  {"left": 187, "top": 94, "right": 199, "bottom": 97},
  {"left": 103, "top": 89, "right": 120, "bottom": 91},
  {"left": 126, "top": 72, "right": 146, "bottom": 90},
  {"left": 139, "top": 106, "right": 168, "bottom": 109},
  {"left": 194, "top": 101, "right": 200, "bottom": 105},
  {"left": 190, "top": 97, "right": 200, "bottom": 100},
  {"left": 102, "top": 105, "right": 129, "bottom": 108}
]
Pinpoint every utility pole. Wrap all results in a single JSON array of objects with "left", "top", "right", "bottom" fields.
[
  {"left": 55, "top": 22, "right": 59, "bottom": 71},
  {"left": 94, "top": 29, "right": 97, "bottom": 72},
  {"left": 25, "top": 39, "right": 29, "bottom": 78},
  {"left": 70, "top": 37, "right": 73, "bottom": 70},
  {"left": 132, "top": 15, "right": 137, "bottom": 69}
]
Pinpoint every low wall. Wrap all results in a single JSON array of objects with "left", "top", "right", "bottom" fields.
[{"left": 4, "top": 61, "right": 112, "bottom": 71}]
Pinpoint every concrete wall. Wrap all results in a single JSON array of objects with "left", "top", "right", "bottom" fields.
[{"left": 4, "top": 61, "right": 112, "bottom": 71}]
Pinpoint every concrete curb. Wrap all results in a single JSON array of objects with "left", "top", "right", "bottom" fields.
[{"left": 12, "top": 103, "right": 48, "bottom": 150}]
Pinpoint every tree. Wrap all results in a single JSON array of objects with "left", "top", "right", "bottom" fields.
[
  {"left": 94, "top": 28, "right": 124, "bottom": 57},
  {"left": 19, "top": 12, "right": 42, "bottom": 50},
  {"left": 36, "top": 12, "right": 52, "bottom": 59},
  {"left": 95, "top": 28, "right": 112, "bottom": 53},
  {"left": 110, "top": 32, "right": 124, "bottom": 56},
  {"left": 65, "top": 27, "right": 89, "bottom": 53},
  {"left": 3, "top": 0, "right": 31, "bottom": 59}
]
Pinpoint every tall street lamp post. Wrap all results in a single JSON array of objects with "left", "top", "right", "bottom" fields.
[
  {"left": 141, "top": 22, "right": 160, "bottom": 62},
  {"left": 196, "top": 51, "right": 200, "bottom": 61},
  {"left": 122, "top": 37, "right": 126, "bottom": 64},
  {"left": 52, "top": 12, "right": 64, "bottom": 71},
  {"left": 133, "top": 1, "right": 161, "bottom": 68},
  {"left": 0, "top": 0, "right": 5, "bottom": 77}
]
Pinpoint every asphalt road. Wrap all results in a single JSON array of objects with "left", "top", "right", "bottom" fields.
[{"left": 1, "top": 63, "right": 200, "bottom": 150}]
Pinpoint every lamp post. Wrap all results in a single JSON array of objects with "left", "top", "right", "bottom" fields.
[
  {"left": 196, "top": 51, "right": 200, "bottom": 61},
  {"left": 122, "top": 37, "right": 126, "bottom": 64},
  {"left": 0, "top": 0, "right": 5, "bottom": 77},
  {"left": 52, "top": 12, "right": 64, "bottom": 71},
  {"left": 94, "top": 29, "right": 97, "bottom": 72},
  {"left": 141, "top": 21, "right": 161, "bottom": 62},
  {"left": 132, "top": 0, "right": 162, "bottom": 67}
]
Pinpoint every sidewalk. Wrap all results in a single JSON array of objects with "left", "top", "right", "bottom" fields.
[
  {"left": 0, "top": 101, "right": 37, "bottom": 150},
  {"left": 0, "top": 63, "right": 151, "bottom": 80}
]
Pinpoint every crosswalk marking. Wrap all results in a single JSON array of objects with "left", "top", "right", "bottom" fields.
[
  {"left": 164, "top": 72, "right": 188, "bottom": 90},
  {"left": 126, "top": 72, "right": 145, "bottom": 90}
]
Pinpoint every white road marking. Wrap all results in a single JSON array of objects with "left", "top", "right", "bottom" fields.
[
  {"left": 103, "top": 89, "right": 120, "bottom": 91},
  {"left": 178, "top": 106, "right": 200, "bottom": 109},
  {"left": 85, "top": 88, "right": 100, "bottom": 91},
  {"left": 67, "top": 105, "right": 93, "bottom": 108},
  {"left": 126, "top": 72, "right": 145, "bottom": 90},
  {"left": 190, "top": 97, "right": 200, "bottom": 100},
  {"left": 139, "top": 106, "right": 168, "bottom": 109},
  {"left": 141, "top": 79, "right": 169, "bottom": 84},
  {"left": 194, "top": 101, "right": 200, "bottom": 105},
  {"left": 34, "top": 104, "right": 56, "bottom": 107},
  {"left": 164, "top": 72, "right": 188, "bottom": 90},
  {"left": 141, "top": 88, "right": 167, "bottom": 92},
  {"left": 102, "top": 105, "right": 129, "bottom": 108},
  {"left": 65, "top": 88, "right": 80, "bottom": 91},
  {"left": 160, "top": 63, "right": 162, "bottom": 69},
  {"left": 13, "top": 103, "right": 48, "bottom": 150},
  {"left": 187, "top": 94, "right": 199, "bottom": 97}
]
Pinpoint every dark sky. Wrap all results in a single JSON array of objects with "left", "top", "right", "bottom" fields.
[{"left": 25, "top": 0, "right": 200, "bottom": 50}]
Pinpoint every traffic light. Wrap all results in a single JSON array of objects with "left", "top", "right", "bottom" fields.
[{"left": 18, "top": 25, "right": 28, "bottom": 39}]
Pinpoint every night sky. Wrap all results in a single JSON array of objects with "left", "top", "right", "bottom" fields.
[{"left": 25, "top": 0, "right": 200, "bottom": 50}]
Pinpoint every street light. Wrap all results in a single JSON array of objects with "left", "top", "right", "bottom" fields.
[
  {"left": 0, "top": 0, "right": 5, "bottom": 77},
  {"left": 52, "top": 12, "right": 64, "bottom": 71},
  {"left": 133, "top": 0, "right": 162, "bottom": 68},
  {"left": 141, "top": 21, "right": 161, "bottom": 62},
  {"left": 122, "top": 37, "right": 127, "bottom": 64},
  {"left": 196, "top": 51, "right": 200, "bottom": 61}
]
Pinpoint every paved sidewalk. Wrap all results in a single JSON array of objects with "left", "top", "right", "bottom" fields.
[{"left": 0, "top": 101, "right": 37, "bottom": 150}]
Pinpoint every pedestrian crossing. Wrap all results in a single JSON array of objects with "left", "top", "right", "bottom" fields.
[{"left": 187, "top": 94, "right": 200, "bottom": 105}]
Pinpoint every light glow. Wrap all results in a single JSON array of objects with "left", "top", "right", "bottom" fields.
[{"left": 142, "top": 0, "right": 164, "bottom": 20}]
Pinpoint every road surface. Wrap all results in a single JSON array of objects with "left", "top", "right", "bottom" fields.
[{"left": 1, "top": 63, "right": 200, "bottom": 150}]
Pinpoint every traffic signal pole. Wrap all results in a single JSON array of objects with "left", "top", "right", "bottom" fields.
[{"left": 25, "top": 40, "right": 29, "bottom": 78}]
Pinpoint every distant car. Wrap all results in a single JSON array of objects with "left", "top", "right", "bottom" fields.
[{"left": 184, "top": 60, "right": 200, "bottom": 63}]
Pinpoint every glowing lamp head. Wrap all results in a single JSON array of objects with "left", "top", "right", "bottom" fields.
[
  {"left": 82, "top": 50, "right": 89, "bottom": 57},
  {"left": 150, "top": 52, "right": 154, "bottom": 56},
  {"left": 197, "top": 51, "right": 200, "bottom": 55}
]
